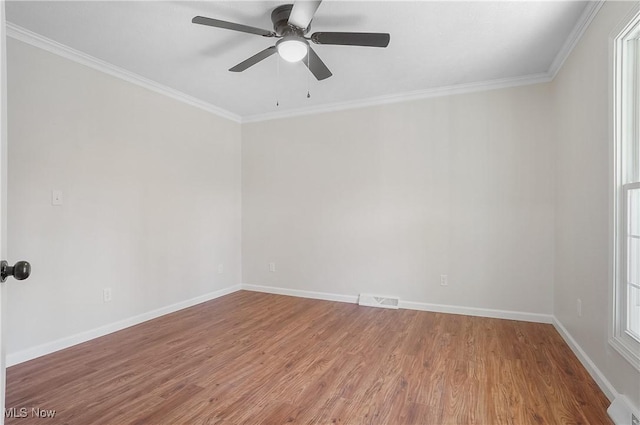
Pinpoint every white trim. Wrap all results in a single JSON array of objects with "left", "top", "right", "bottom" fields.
[
  {"left": 241, "top": 73, "right": 552, "bottom": 123},
  {"left": 6, "top": 284, "right": 241, "bottom": 366},
  {"left": 3, "top": 21, "right": 555, "bottom": 125},
  {"left": 552, "top": 317, "right": 618, "bottom": 401},
  {"left": 241, "top": 283, "right": 552, "bottom": 323},
  {"left": 554, "top": 318, "right": 640, "bottom": 424},
  {"left": 224, "top": 0, "right": 606, "bottom": 124},
  {"left": 241, "top": 283, "right": 358, "bottom": 304},
  {"left": 610, "top": 3, "right": 640, "bottom": 373},
  {"left": 5, "top": 23, "right": 241, "bottom": 124},
  {"left": 548, "top": 1, "right": 605, "bottom": 79},
  {"left": 3, "top": 1, "right": 604, "bottom": 125},
  {"left": 2, "top": 21, "right": 552, "bottom": 126},
  {"left": 400, "top": 300, "right": 553, "bottom": 324},
  {"left": 610, "top": 331, "right": 640, "bottom": 371},
  {"left": 1, "top": 21, "right": 555, "bottom": 126},
  {"left": 1, "top": 2, "right": 7, "bottom": 424}
]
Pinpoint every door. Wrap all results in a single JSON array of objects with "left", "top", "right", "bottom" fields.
[
  {"left": 1, "top": 1, "right": 7, "bottom": 422},
  {"left": 0, "top": 5, "right": 31, "bottom": 421}
]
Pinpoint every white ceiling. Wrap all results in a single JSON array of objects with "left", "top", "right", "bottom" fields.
[{"left": 6, "top": 1, "right": 592, "bottom": 121}]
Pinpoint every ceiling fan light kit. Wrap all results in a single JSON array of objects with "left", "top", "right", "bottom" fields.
[
  {"left": 192, "top": 0, "right": 390, "bottom": 81},
  {"left": 276, "top": 36, "right": 308, "bottom": 63}
]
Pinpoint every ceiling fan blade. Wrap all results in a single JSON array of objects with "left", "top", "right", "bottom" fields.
[
  {"left": 288, "top": 0, "right": 322, "bottom": 29},
  {"left": 311, "top": 32, "right": 390, "bottom": 47},
  {"left": 229, "top": 46, "right": 277, "bottom": 72},
  {"left": 192, "top": 16, "right": 275, "bottom": 37},
  {"left": 302, "top": 47, "right": 332, "bottom": 81}
]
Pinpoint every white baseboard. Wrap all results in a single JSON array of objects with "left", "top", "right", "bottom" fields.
[
  {"left": 6, "top": 284, "right": 241, "bottom": 366},
  {"left": 240, "top": 284, "right": 358, "bottom": 304},
  {"left": 241, "top": 283, "right": 552, "bottom": 323},
  {"left": 552, "top": 317, "right": 618, "bottom": 401},
  {"left": 400, "top": 300, "right": 553, "bottom": 323},
  {"left": 552, "top": 318, "right": 640, "bottom": 424}
]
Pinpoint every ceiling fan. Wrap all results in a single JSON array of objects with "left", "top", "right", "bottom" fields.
[{"left": 192, "top": 0, "right": 390, "bottom": 81}]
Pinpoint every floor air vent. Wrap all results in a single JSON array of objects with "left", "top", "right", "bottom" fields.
[{"left": 358, "top": 294, "right": 400, "bottom": 309}]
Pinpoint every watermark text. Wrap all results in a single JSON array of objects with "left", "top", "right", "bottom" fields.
[{"left": 5, "top": 407, "right": 56, "bottom": 419}]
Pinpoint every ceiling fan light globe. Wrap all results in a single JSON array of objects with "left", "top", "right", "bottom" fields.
[{"left": 277, "top": 38, "right": 308, "bottom": 63}]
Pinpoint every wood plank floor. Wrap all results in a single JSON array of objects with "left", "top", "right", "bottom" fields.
[{"left": 5, "top": 291, "right": 611, "bottom": 424}]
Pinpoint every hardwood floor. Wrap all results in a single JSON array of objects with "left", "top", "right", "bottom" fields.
[{"left": 5, "top": 291, "right": 611, "bottom": 424}]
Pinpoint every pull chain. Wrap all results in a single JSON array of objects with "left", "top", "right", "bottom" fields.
[
  {"left": 306, "top": 49, "right": 311, "bottom": 99},
  {"left": 276, "top": 55, "right": 280, "bottom": 107}
]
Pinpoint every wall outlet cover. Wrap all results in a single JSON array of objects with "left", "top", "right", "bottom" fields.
[{"left": 103, "top": 288, "right": 112, "bottom": 303}]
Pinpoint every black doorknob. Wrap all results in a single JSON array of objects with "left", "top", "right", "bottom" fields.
[{"left": 0, "top": 260, "right": 31, "bottom": 282}]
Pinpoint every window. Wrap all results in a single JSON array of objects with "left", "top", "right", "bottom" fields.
[{"left": 611, "top": 7, "right": 640, "bottom": 370}]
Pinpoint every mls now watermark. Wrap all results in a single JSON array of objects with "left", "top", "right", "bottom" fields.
[{"left": 5, "top": 407, "right": 56, "bottom": 419}]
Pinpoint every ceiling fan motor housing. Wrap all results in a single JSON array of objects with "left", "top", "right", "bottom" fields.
[{"left": 271, "top": 4, "right": 309, "bottom": 36}]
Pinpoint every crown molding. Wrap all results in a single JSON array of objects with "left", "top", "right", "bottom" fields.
[
  {"left": 241, "top": 72, "right": 552, "bottom": 123},
  {"left": 7, "top": 0, "right": 603, "bottom": 125},
  {"left": 547, "top": 0, "right": 605, "bottom": 79},
  {"left": 242, "top": 1, "right": 605, "bottom": 124},
  {"left": 5, "top": 22, "right": 242, "bottom": 124}
]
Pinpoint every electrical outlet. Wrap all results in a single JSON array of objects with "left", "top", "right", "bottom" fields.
[
  {"left": 269, "top": 262, "right": 276, "bottom": 272},
  {"left": 103, "top": 288, "right": 112, "bottom": 303},
  {"left": 440, "top": 275, "right": 448, "bottom": 286},
  {"left": 577, "top": 298, "right": 582, "bottom": 317},
  {"left": 217, "top": 264, "right": 224, "bottom": 274}
]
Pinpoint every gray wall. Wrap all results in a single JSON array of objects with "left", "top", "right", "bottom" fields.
[
  {"left": 242, "top": 84, "right": 555, "bottom": 315},
  {"left": 6, "top": 39, "right": 242, "bottom": 355},
  {"left": 552, "top": 0, "right": 640, "bottom": 408}
]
